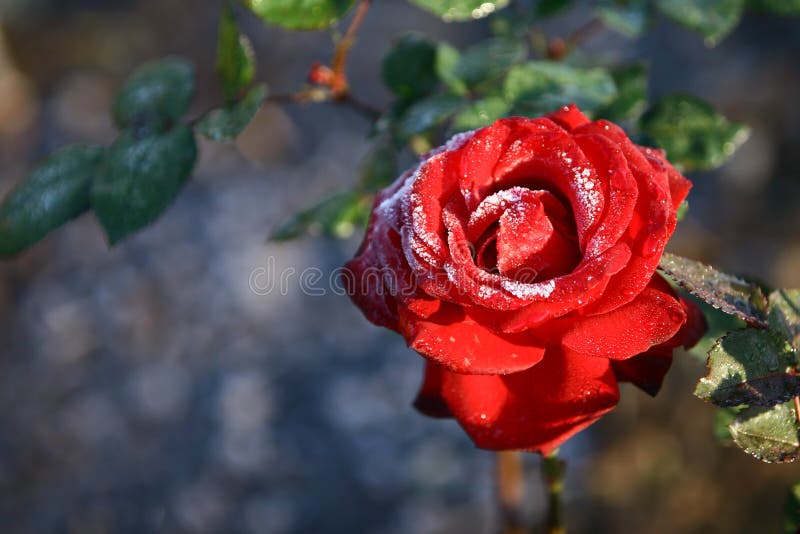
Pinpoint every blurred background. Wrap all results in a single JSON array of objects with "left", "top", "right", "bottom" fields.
[{"left": 0, "top": 0, "right": 799, "bottom": 532}]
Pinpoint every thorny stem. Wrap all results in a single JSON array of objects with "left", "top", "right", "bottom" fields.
[
  {"left": 330, "top": 0, "right": 373, "bottom": 98},
  {"left": 497, "top": 451, "right": 526, "bottom": 534},
  {"left": 541, "top": 450, "right": 566, "bottom": 534}
]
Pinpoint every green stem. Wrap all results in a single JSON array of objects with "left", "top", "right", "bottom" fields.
[{"left": 541, "top": 450, "right": 566, "bottom": 534}]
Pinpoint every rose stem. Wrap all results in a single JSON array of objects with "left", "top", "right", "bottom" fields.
[
  {"left": 541, "top": 450, "right": 566, "bottom": 534},
  {"left": 497, "top": 450, "right": 526, "bottom": 534}
]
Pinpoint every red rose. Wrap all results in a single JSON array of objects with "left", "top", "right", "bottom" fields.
[{"left": 344, "top": 105, "right": 706, "bottom": 453}]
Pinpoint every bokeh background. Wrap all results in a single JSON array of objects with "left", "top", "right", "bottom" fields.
[{"left": 0, "top": 1, "right": 799, "bottom": 533}]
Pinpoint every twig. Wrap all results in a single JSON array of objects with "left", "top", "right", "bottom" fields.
[
  {"left": 330, "top": 0, "right": 372, "bottom": 98},
  {"left": 497, "top": 451, "right": 526, "bottom": 534},
  {"left": 566, "top": 17, "right": 605, "bottom": 47},
  {"left": 547, "top": 17, "right": 605, "bottom": 60}
]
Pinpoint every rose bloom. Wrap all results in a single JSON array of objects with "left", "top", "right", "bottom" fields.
[{"left": 344, "top": 105, "right": 706, "bottom": 453}]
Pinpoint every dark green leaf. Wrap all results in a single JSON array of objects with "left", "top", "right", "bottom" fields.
[
  {"left": 695, "top": 329, "right": 800, "bottom": 407},
  {"left": 655, "top": 0, "right": 745, "bottom": 45},
  {"left": 408, "top": 0, "right": 509, "bottom": 22},
  {"left": 397, "top": 93, "right": 463, "bottom": 140},
  {"left": 535, "top": 0, "right": 573, "bottom": 17},
  {"left": 658, "top": 253, "right": 769, "bottom": 326},
  {"left": 358, "top": 139, "right": 398, "bottom": 193},
  {"left": 730, "top": 401, "right": 800, "bottom": 463},
  {"left": 271, "top": 191, "right": 371, "bottom": 241},
  {"left": 451, "top": 96, "right": 510, "bottom": 132},
  {"left": 112, "top": 57, "right": 195, "bottom": 135},
  {"left": 217, "top": 2, "right": 256, "bottom": 104},
  {"left": 0, "top": 145, "right": 103, "bottom": 258},
  {"left": 597, "top": 0, "right": 650, "bottom": 37},
  {"left": 242, "top": 0, "right": 357, "bottom": 30},
  {"left": 749, "top": 0, "right": 800, "bottom": 14},
  {"left": 454, "top": 38, "right": 527, "bottom": 89},
  {"left": 784, "top": 482, "right": 800, "bottom": 534},
  {"left": 197, "top": 84, "right": 267, "bottom": 142},
  {"left": 597, "top": 63, "right": 647, "bottom": 122},
  {"left": 713, "top": 406, "right": 739, "bottom": 444},
  {"left": 92, "top": 126, "right": 197, "bottom": 244},
  {"left": 504, "top": 61, "right": 617, "bottom": 115},
  {"left": 640, "top": 95, "right": 749, "bottom": 171},
  {"left": 435, "top": 43, "right": 468, "bottom": 96},
  {"left": 382, "top": 34, "right": 439, "bottom": 100},
  {"left": 770, "top": 289, "right": 800, "bottom": 350}
]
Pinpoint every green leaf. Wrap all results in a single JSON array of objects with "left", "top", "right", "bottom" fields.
[
  {"left": 241, "top": 0, "right": 357, "bottom": 30},
  {"left": 0, "top": 145, "right": 103, "bottom": 258},
  {"left": 655, "top": 0, "right": 745, "bottom": 45},
  {"left": 597, "top": 63, "right": 647, "bottom": 122},
  {"left": 676, "top": 200, "right": 689, "bottom": 221},
  {"left": 112, "top": 57, "right": 195, "bottom": 135},
  {"left": 597, "top": 0, "right": 650, "bottom": 38},
  {"left": 382, "top": 34, "right": 439, "bottom": 101},
  {"left": 658, "top": 253, "right": 769, "bottom": 326},
  {"left": 695, "top": 329, "right": 800, "bottom": 407},
  {"left": 397, "top": 93, "right": 463, "bottom": 140},
  {"left": 639, "top": 94, "right": 750, "bottom": 171},
  {"left": 271, "top": 191, "right": 370, "bottom": 241},
  {"left": 504, "top": 61, "right": 617, "bottom": 115},
  {"left": 92, "top": 126, "right": 198, "bottom": 244},
  {"left": 408, "top": 0, "right": 509, "bottom": 22},
  {"left": 749, "top": 0, "right": 800, "bottom": 14},
  {"left": 217, "top": 2, "right": 256, "bottom": 104},
  {"left": 435, "top": 43, "right": 468, "bottom": 96},
  {"left": 197, "top": 84, "right": 267, "bottom": 142},
  {"left": 451, "top": 96, "right": 510, "bottom": 132},
  {"left": 770, "top": 289, "right": 800, "bottom": 351},
  {"left": 713, "top": 406, "right": 739, "bottom": 444},
  {"left": 453, "top": 38, "right": 527, "bottom": 90},
  {"left": 784, "top": 482, "right": 800, "bottom": 534},
  {"left": 730, "top": 401, "right": 800, "bottom": 463},
  {"left": 535, "top": 0, "right": 573, "bottom": 17},
  {"left": 358, "top": 139, "right": 398, "bottom": 193}
]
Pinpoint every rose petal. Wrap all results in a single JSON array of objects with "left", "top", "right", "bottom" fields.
[
  {"left": 552, "top": 277, "right": 687, "bottom": 360},
  {"left": 611, "top": 344, "right": 673, "bottom": 396},
  {"left": 398, "top": 303, "right": 546, "bottom": 375},
  {"left": 573, "top": 133, "right": 638, "bottom": 258},
  {"left": 413, "top": 362, "right": 452, "bottom": 418},
  {"left": 545, "top": 104, "right": 592, "bottom": 132},
  {"left": 436, "top": 345, "right": 619, "bottom": 453},
  {"left": 575, "top": 120, "right": 676, "bottom": 315},
  {"left": 492, "top": 130, "right": 605, "bottom": 251}
]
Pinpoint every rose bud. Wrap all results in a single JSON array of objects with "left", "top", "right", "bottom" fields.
[{"left": 343, "top": 105, "right": 707, "bottom": 453}]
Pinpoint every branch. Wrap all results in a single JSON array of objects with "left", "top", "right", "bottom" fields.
[{"left": 330, "top": 0, "right": 372, "bottom": 98}]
